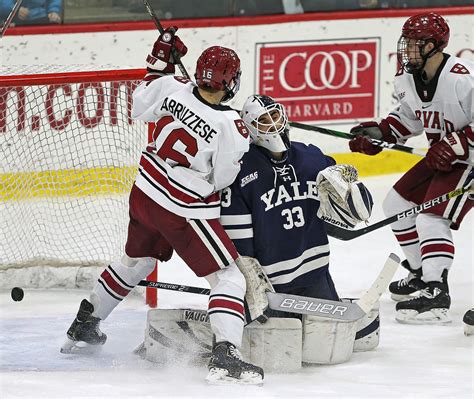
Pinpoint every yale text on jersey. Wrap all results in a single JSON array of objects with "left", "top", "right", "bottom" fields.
[{"left": 260, "top": 181, "right": 318, "bottom": 211}]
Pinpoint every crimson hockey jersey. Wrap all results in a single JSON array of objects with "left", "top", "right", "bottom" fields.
[
  {"left": 386, "top": 54, "right": 474, "bottom": 160},
  {"left": 132, "top": 74, "right": 250, "bottom": 219},
  {"left": 220, "top": 142, "right": 335, "bottom": 291}
]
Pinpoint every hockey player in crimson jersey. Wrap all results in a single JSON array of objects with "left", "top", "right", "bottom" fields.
[
  {"left": 349, "top": 12, "right": 473, "bottom": 324},
  {"left": 61, "top": 27, "right": 264, "bottom": 384}
]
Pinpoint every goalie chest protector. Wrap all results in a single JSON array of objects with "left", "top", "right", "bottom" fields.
[{"left": 221, "top": 143, "right": 335, "bottom": 291}]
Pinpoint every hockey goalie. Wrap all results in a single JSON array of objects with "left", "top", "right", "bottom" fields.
[{"left": 140, "top": 94, "right": 391, "bottom": 371}]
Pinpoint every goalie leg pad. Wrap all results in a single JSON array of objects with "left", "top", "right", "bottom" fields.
[
  {"left": 302, "top": 315, "right": 357, "bottom": 364},
  {"left": 142, "top": 310, "right": 302, "bottom": 373},
  {"left": 142, "top": 309, "right": 213, "bottom": 365},
  {"left": 241, "top": 318, "right": 302, "bottom": 373}
]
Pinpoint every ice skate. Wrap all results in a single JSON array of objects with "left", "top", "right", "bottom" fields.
[
  {"left": 206, "top": 341, "right": 263, "bottom": 385},
  {"left": 389, "top": 260, "right": 422, "bottom": 302},
  {"left": 60, "top": 299, "right": 107, "bottom": 354},
  {"left": 395, "top": 277, "right": 451, "bottom": 325},
  {"left": 463, "top": 309, "right": 474, "bottom": 336}
]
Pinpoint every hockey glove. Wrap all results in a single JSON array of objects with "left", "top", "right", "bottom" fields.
[
  {"left": 349, "top": 120, "right": 396, "bottom": 155},
  {"left": 146, "top": 26, "right": 188, "bottom": 74},
  {"left": 425, "top": 129, "right": 469, "bottom": 172},
  {"left": 316, "top": 164, "right": 373, "bottom": 228},
  {"left": 235, "top": 256, "right": 275, "bottom": 324}
]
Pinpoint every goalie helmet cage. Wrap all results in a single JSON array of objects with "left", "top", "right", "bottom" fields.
[{"left": 0, "top": 65, "right": 157, "bottom": 307}]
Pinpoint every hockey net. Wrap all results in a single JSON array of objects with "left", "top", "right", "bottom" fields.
[{"left": 0, "top": 65, "right": 154, "bottom": 295}]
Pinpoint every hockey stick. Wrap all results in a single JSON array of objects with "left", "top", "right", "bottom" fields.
[
  {"left": 289, "top": 121, "right": 426, "bottom": 156},
  {"left": 142, "top": 0, "right": 190, "bottom": 79},
  {"left": 267, "top": 253, "right": 400, "bottom": 318},
  {"left": 137, "top": 280, "right": 210, "bottom": 295},
  {"left": 324, "top": 183, "right": 473, "bottom": 241},
  {"left": 138, "top": 280, "right": 362, "bottom": 321},
  {"left": 138, "top": 254, "right": 399, "bottom": 322},
  {"left": 0, "top": 0, "right": 22, "bottom": 38},
  {"left": 290, "top": 121, "right": 474, "bottom": 166}
]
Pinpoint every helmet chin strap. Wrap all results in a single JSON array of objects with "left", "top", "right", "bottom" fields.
[{"left": 408, "top": 42, "right": 438, "bottom": 75}]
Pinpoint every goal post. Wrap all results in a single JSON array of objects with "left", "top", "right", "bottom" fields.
[{"left": 0, "top": 65, "right": 157, "bottom": 306}]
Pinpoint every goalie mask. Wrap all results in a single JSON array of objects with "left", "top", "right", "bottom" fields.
[
  {"left": 397, "top": 12, "right": 450, "bottom": 74},
  {"left": 241, "top": 95, "right": 290, "bottom": 153}
]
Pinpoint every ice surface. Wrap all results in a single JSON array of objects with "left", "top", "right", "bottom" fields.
[{"left": 0, "top": 174, "right": 472, "bottom": 398}]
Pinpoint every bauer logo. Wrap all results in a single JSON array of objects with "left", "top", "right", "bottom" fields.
[
  {"left": 256, "top": 38, "right": 380, "bottom": 123},
  {"left": 279, "top": 298, "right": 349, "bottom": 316}
]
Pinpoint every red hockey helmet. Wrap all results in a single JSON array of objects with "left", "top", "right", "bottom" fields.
[
  {"left": 402, "top": 12, "right": 450, "bottom": 50},
  {"left": 195, "top": 46, "right": 241, "bottom": 102},
  {"left": 397, "top": 13, "right": 450, "bottom": 73}
]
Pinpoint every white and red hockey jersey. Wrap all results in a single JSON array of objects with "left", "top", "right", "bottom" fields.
[
  {"left": 386, "top": 54, "right": 474, "bottom": 160},
  {"left": 132, "top": 74, "right": 250, "bottom": 219}
]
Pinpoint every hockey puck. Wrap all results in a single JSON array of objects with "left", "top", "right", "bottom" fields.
[{"left": 11, "top": 287, "right": 24, "bottom": 302}]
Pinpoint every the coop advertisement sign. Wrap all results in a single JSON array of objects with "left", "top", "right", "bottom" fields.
[{"left": 256, "top": 38, "right": 380, "bottom": 123}]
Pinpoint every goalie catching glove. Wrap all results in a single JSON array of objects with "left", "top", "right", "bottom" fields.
[{"left": 316, "top": 164, "right": 374, "bottom": 228}]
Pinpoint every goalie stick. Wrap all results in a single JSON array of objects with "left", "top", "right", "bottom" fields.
[
  {"left": 138, "top": 252, "right": 400, "bottom": 321},
  {"left": 324, "top": 183, "right": 473, "bottom": 241},
  {"left": 267, "top": 253, "right": 400, "bottom": 319},
  {"left": 142, "top": 0, "right": 190, "bottom": 79},
  {"left": 0, "top": 0, "right": 22, "bottom": 38}
]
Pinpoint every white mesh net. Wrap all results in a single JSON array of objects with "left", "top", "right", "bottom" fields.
[{"left": 0, "top": 66, "right": 148, "bottom": 288}]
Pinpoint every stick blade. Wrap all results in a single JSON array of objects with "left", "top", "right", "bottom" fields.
[{"left": 356, "top": 253, "right": 400, "bottom": 314}]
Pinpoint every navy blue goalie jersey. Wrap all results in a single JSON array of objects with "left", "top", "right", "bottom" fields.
[{"left": 220, "top": 142, "right": 335, "bottom": 292}]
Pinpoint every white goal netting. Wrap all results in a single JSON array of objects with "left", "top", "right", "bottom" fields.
[{"left": 0, "top": 66, "right": 149, "bottom": 288}]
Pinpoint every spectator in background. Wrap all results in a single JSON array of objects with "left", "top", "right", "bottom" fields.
[
  {"left": 1, "top": 1, "right": 14, "bottom": 25},
  {"left": 5, "top": 0, "right": 62, "bottom": 25}
]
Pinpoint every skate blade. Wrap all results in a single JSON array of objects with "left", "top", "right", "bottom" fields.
[
  {"left": 395, "top": 308, "right": 451, "bottom": 325},
  {"left": 206, "top": 368, "right": 263, "bottom": 386},
  {"left": 390, "top": 293, "right": 417, "bottom": 302},
  {"left": 60, "top": 337, "right": 103, "bottom": 354},
  {"left": 464, "top": 324, "right": 474, "bottom": 336}
]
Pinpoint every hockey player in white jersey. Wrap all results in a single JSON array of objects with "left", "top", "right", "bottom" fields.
[
  {"left": 349, "top": 12, "right": 473, "bottom": 324},
  {"left": 61, "top": 27, "right": 264, "bottom": 384}
]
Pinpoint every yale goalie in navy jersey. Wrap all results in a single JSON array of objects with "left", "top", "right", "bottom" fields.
[{"left": 220, "top": 94, "right": 378, "bottom": 361}]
